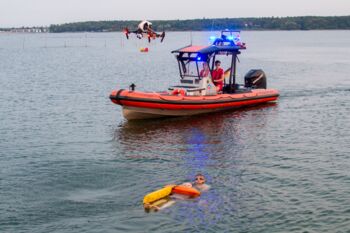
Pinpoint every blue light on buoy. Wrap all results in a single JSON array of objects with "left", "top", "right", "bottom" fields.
[{"left": 197, "top": 56, "right": 201, "bottom": 61}]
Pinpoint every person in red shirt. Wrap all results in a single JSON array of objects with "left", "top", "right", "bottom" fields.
[
  {"left": 199, "top": 62, "right": 210, "bottom": 78},
  {"left": 211, "top": 60, "right": 224, "bottom": 93}
]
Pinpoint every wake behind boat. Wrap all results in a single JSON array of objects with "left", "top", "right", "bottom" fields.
[{"left": 110, "top": 30, "right": 279, "bottom": 120}]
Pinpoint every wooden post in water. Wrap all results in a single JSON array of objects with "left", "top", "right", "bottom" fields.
[{"left": 120, "top": 33, "right": 124, "bottom": 48}]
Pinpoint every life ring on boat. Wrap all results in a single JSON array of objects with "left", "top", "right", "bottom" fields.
[
  {"left": 171, "top": 185, "right": 200, "bottom": 197},
  {"left": 171, "top": 88, "right": 186, "bottom": 96}
]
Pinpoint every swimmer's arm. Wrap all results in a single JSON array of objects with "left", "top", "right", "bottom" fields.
[
  {"left": 144, "top": 203, "right": 160, "bottom": 210},
  {"left": 202, "top": 184, "right": 211, "bottom": 191},
  {"left": 151, "top": 205, "right": 160, "bottom": 210},
  {"left": 158, "top": 200, "right": 176, "bottom": 210}
]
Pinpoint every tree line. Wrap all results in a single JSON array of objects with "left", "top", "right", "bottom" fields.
[{"left": 46, "top": 16, "right": 349, "bottom": 32}]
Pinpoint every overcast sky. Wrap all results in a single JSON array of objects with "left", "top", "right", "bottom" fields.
[{"left": 0, "top": 0, "right": 349, "bottom": 27}]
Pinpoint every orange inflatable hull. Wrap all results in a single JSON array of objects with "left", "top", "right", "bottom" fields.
[
  {"left": 171, "top": 185, "right": 201, "bottom": 197},
  {"left": 110, "top": 89, "right": 279, "bottom": 120}
]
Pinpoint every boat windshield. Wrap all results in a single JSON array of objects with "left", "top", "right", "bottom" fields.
[{"left": 178, "top": 60, "right": 210, "bottom": 79}]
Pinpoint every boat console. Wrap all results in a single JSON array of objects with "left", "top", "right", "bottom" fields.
[{"left": 168, "top": 76, "right": 217, "bottom": 96}]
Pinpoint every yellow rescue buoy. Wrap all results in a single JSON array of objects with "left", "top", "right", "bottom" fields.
[
  {"left": 143, "top": 185, "right": 175, "bottom": 204},
  {"left": 140, "top": 47, "right": 149, "bottom": 52}
]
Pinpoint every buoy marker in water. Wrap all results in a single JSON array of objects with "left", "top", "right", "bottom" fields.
[{"left": 140, "top": 47, "right": 149, "bottom": 52}]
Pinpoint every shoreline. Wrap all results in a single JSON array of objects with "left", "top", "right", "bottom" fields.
[
  {"left": 2, "top": 16, "right": 350, "bottom": 32},
  {"left": 2, "top": 29, "right": 350, "bottom": 34}
]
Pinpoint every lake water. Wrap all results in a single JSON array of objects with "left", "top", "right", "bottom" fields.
[{"left": 0, "top": 31, "right": 349, "bottom": 233}]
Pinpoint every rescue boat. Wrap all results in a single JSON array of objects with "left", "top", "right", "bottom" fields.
[{"left": 110, "top": 30, "right": 279, "bottom": 120}]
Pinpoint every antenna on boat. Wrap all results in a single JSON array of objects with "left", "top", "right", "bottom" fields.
[
  {"left": 209, "top": 19, "right": 216, "bottom": 44},
  {"left": 211, "top": 19, "right": 215, "bottom": 32},
  {"left": 190, "top": 31, "right": 193, "bottom": 45}
]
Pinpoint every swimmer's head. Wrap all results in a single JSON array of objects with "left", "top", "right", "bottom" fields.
[{"left": 195, "top": 174, "right": 206, "bottom": 185}]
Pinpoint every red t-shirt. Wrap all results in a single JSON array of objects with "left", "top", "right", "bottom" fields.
[{"left": 212, "top": 68, "right": 224, "bottom": 86}]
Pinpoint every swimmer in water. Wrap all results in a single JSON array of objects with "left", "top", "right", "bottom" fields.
[
  {"left": 143, "top": 182, "right": 190, "bottom": 212},
  {"left": 193, "top": 173, "right": 210, "bottom": 192},
  {"left": 144, "top": 175, "right": 210, "bottom": 212}
]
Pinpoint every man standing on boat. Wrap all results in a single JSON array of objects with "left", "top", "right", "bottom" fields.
[{"left": 211, "top": 60, "right": 225, "bottom": 93}]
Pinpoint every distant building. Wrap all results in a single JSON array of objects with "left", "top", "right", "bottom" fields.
[{"left": 10, "top": 27, "right": 49, "bottom": 33}]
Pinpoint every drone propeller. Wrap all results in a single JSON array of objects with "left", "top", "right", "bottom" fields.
[
  {"left": 160, "top": 32, "right": 165, "bottom": 43},
  {"left": 123, "top": 28, "right": 130, "bottom": 39}
]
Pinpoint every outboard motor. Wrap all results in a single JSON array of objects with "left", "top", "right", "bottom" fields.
[{"left": 244, "top": 69, "right": 267, "bottom": 89}]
